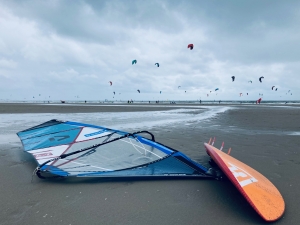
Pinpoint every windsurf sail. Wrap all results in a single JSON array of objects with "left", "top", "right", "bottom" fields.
[{"left": 17, "top": 120, "right": 211, "bottom": 179}]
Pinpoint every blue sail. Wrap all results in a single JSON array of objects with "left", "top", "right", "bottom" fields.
[{"left": 17, "top": 120, "right": 210, "bottom": 178}]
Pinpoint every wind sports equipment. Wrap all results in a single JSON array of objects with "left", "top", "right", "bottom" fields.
[
  {"left": 205, "top": 143, "right": 284, "bottom": 222},
  {"left": 187, "top": 43, "right": 194, "bottom": 50},
  {"left": 17, "top": 120, "right": 285, "bottom": 222}
]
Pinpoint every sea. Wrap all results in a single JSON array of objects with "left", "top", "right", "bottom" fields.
[{"left": 1, "top": 102, "right": 299, "bottom": 148}]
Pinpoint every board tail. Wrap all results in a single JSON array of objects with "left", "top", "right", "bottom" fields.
[{"left": 204, "top": 140, "right": 285, "bottom": 222}]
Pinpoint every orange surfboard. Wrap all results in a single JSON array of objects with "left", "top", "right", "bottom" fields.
[{"left": 204, "top": 143, "right": 285, "bottom": 222}]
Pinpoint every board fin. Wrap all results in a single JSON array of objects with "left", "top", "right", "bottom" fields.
[{"left": 204, "top": 142, "right": 285, "bottom": 222}]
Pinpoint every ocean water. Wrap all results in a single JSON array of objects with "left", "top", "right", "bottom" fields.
[
  {"left": 1, "top": 104, "right": 299, "bottom": 148},
  {"left": 1, "top": 100, "right": 300, "bottom": 104},
  {"left": 0, "top": 106, "right": 231, "bottom": 145}
]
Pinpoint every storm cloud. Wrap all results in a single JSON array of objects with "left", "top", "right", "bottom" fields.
[{"left": 0, "top": 0, "right": 299, "bottom": 101}]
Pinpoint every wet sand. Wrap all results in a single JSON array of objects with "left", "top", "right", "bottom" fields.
[
  {"left": 0, "top": 104, "right": 299, "bottom": 225},
  {"left": 0, "top": 103, "right": 187, "bottom": 114}
]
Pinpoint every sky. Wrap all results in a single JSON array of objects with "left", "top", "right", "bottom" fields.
[{"left": 0, "top": 0, "right": 299, "bottom": 101}]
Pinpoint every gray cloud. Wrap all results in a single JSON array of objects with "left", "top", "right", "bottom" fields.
[{"left": 0, "top": 0, "right": 299, "bottom": 101}]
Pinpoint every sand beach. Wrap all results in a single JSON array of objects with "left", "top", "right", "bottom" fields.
[{"left": 0, "top": 103, "right": 299, "bottom": 225}]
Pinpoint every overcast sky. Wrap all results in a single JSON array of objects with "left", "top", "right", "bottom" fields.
[{"left": 0, "top": 0, "right": 299, "bottom": 101}]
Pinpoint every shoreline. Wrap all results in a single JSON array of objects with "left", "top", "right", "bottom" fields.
[{"left": 0, "top": 102, "right": 299, "bottom": 114}]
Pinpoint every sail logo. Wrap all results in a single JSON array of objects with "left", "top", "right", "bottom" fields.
[
  {"left": 33, "top": 151, "right": 53, "bottom": 158},
  {"left": 228, "top": 162, "right": 257, "bottom": 187},
  {"left": 84, "top": 130, "right": 105, "bottom": 137}
]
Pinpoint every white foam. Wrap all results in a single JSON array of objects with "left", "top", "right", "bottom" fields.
[
  {"left": 0, "top": 106, "right": 232, "bottom": 140},
  {"left": 288, "top": 132, "right": 300, "bottom": 135}
]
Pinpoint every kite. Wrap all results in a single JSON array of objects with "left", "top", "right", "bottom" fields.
[
  {"left": 137, "top": 90, "right": 140, "bottom": 93},
  {"left": 272, "top": 86, "right": 275, "bottom": 90},
  {"left": 248, "top": 80, "right": 252, "bottom": 83},
  {"left": 187, "top": 44, "right": 194, "bottom": 50},
  {"left": 109, "top": 81, "right": 112, "bottom": 86},
  {"left": 231, "top": 76, "right": 235, "bottom": 82},
  {"left": 132, "top": 59, "right": 137, "bottom": 65},
  {"left": 259, "top": 76, "right": 264, "bottom": 83},
  {"left": 155, "top": 63, "right": 159, "bottom": 67}
]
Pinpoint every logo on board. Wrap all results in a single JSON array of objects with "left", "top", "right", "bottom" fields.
[{"left": 228, "top": 162, "right": 258, "bottom": 187}]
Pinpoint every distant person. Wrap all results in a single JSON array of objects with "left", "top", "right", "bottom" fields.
[
  {"left": 85, "top": 100, "right": 86, "bottom": 103},
  {"left": 200, "top": 100, "right": 202, "bottom": 104}
]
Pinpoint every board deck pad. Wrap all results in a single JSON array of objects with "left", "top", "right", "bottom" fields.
[{"left": 204, "top": 143, "right": 285, "bottom": 222}]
